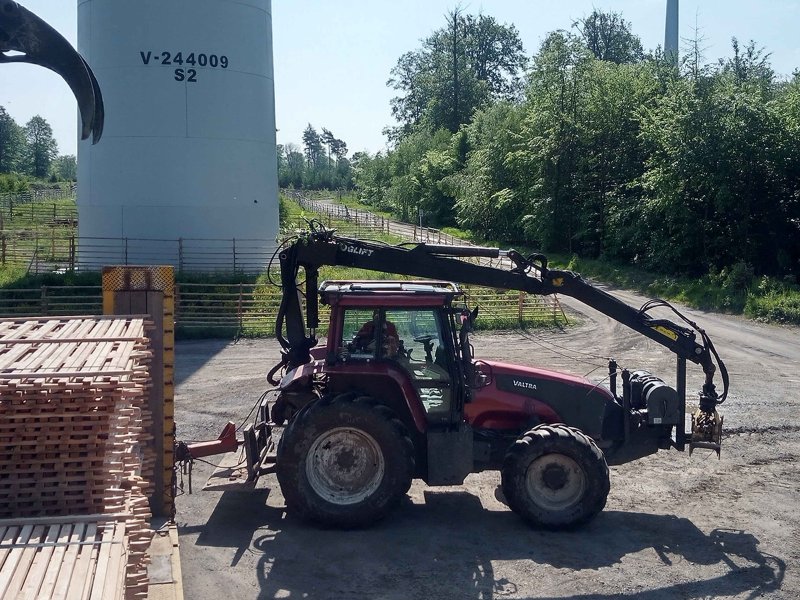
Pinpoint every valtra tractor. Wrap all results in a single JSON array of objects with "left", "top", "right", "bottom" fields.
[{"left": 182, "top": 224, "right": 728, "bottom": 530}]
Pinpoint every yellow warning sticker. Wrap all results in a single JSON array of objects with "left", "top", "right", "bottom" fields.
[{"left": 652, "top": 325, "right": 679, "bottom": 341}]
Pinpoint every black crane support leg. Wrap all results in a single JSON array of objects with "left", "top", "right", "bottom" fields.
[{"left": 676, "top": 357, "right": 686, "bottom": 450}]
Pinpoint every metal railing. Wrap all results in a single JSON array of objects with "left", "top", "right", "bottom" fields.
[
  {"left": 0, "top": 234, "right": 277, "bottom": 274},
  {"left": 0, "top": 186, "right": 75, "bottom": 206},
  {"left": 0, "top": 283, "right": 565, "bottom": 335},
  {"left": 0, "top": 286, "right": 102, "bottom": 318}
]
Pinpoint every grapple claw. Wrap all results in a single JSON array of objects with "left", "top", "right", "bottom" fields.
[{"left": 690, "top": 409, "right": 723, "bottom": 458}]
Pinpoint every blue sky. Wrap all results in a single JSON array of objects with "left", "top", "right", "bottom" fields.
[{"left": 2, "top": 1, "right": 798, "bottom": 158}]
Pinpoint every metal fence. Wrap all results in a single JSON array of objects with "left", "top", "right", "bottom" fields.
[
  {"left": 0, "top": 283, "right": 565, "bottom": 336},
  {"left": 0, "top": 234, "right": 277, "bottom": 275},
  {"left": 0, "top": 191, "right": 565, "bottom": 332},
  {"left": 0, "top": 186, "right": 75, "bottom": 206}
]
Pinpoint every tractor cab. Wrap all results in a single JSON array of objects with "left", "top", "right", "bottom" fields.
[{"left": 319, "top": 280, "right": 474, "bottom": 430}]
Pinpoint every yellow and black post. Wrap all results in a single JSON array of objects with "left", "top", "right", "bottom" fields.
[{"left": 102, "top": 265, "right": 176, "bottom": 518}]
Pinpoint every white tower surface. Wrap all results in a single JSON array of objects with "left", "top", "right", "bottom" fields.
[
  {"left": 77, "top": 0, "right": 278, "bottom": 269},
  {"left": 665, "top": 0, "right": 679, "bottom": 62}
]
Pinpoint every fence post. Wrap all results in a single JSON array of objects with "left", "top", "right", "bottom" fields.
[
  {"left": 238, "top": 282, "right": 244, "bottom": 333},
  {"left": 174, "top": 283, "right": 181, "bottom": 328},
  {"left": 1, "top": 234, "right": 4, "bottom": 265},
  {"left": 178, "top": 238, "right": 184, "bottom": 272},
  {"left": 41, "top": 286, "right": 48, "bottom": 315},
  {"left": 518, "top": 292, "right": 524, "bottom": 324},
  {"left": 69, "top": 235, "right": 75, "bottom": 270},
  {"left": 34, "top": 233, "right": 39, "bottom": 273},
  {"left": 232, "top": 238, "right": 237, "bottom": 272}
]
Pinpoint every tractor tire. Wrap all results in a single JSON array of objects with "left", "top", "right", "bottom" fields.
[
  {"left": 501, "top": 424, "right": 609, "bottom": 530},
  {"left": 276, "top": 392, "right": 415, "bottom": 528}
]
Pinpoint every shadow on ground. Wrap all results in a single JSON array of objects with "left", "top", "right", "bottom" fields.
[
  {"left": 174, "top": 339, "right": 233, "bottom": 386},
  {"left": 177, "top": 486, "right": 785, "bottom": 600}
]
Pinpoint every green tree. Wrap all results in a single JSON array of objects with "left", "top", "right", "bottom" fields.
[
  {"left": 387, "top": 10, "right": 526, "bottom": 137},
  {"left": 638, "top": 41, "right": 786, "bottom": 275},
  {"left": 508, "top": 31, "right": 594, "bottom": 252},
  {"left": 573, "top": 10, "right": 644, "bottom": 64},
  {"left": 53, "top": 154, "right": 77, "bottom": 181},
  {"left": 23, "top": 115, "right": 58, "bottom": 178},
  {"left": 0, "top": 106, "right": 23, "bottom": 174},
  {"left": 302, "top": 124, "right": 324, "bottom": 168},
  {"left": 452, "top": 101, "right": 527, "bottom": 240},
  {"left": 284, "top": 143, "right": 305, "bottom": 188}
]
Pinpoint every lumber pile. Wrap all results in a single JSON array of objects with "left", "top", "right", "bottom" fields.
[
  {"left": 0, "top": 516, "right": 128, "bottom": 599},
  {"left": 0, "top": 316, "right": 155, "bottom": 599}
]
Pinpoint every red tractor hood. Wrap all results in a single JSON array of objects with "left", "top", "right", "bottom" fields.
[{"left": 466, "top": 360, "right": 621, "bottom": 440}]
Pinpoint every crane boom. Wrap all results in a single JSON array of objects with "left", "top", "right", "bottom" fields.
[{"left": 273, "top": 226, "right": 728, "bottom": 439}]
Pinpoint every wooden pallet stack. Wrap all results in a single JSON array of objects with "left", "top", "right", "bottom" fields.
[
  {"left": 0, "top": 516, "right": 128, "bottom": 599},
  {"left": 0, "top": 316, "right": 156, "bottom": 599}
]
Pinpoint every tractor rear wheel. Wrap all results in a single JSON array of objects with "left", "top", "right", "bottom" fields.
[
  {"left": 276, "top": 392, "right": 414, "bottom": 528},
  {"left": 501, "top": 424, "right": 609, "bottom": 529}
]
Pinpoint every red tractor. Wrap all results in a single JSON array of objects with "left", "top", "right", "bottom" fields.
[{"left": 204, "top": 225, "right": 727, "bottom": 530}]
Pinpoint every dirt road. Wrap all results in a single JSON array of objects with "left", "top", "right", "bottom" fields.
[{"left": 174, "top": 287, "right": 799, "bottom": 599}]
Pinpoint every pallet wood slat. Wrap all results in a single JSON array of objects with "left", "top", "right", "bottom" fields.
[{"left": 0, "top": 317, "right": 155, "bottom": 599}]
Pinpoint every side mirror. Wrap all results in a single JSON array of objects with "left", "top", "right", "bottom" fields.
[
  {"left": 472, "top": 360, "right": 493, "bottom": 388},
  {"left": 460, "top": 306, "right": 479, "bottom": 330}
]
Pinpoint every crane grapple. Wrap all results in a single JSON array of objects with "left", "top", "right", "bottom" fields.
[{"left": 1, "top": 0, "right": 103, "bottom": 142}]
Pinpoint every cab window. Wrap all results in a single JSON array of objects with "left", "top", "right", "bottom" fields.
[
  {"left": 340, "top": 308, "right": 377, "bottom": 359},
  {"left": 384, "top": 308, "right": 452, "bottom": 423}
]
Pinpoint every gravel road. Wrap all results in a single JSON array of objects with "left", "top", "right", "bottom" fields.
[{"left": 174, "top": 285, "right": 800, "bottom": 599}]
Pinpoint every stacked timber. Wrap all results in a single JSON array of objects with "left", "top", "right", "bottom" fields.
[
  {"left": 0, "top": 516, "right": 128, "bottom": 599},
  {"left": 0, "top": 316, "right": 155, "bottom": 599}
]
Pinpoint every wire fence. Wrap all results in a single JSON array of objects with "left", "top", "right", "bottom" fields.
[{"left": 0, "top": 283, "right": 565, "bottom": 336}]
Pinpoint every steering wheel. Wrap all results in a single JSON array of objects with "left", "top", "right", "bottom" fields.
[{"left": 413, "top": 334, "right": 436, "bottom": 362}]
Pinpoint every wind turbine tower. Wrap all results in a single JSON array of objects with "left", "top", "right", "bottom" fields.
[{"left": 665, "top": 0, "right": 679, "bottom": 62}]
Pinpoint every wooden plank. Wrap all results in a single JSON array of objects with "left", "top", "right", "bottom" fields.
[
  {"left": 86, "top": 524, "right": 112, "bottom": 600},
  {"left": 34, "top": 524, "right": 71, "bottom": 599},
  {"left": 3, "top": 524, "right": 45, "bottom": 598},
  {"left": 0, "top": 336, "right": 146, "bottom": 344},
  {"left": 73, "top": 524, "right": 100, "bottom": 600},
  {"left": 147, "top": 291, "right": 166, "bottom": 516},
  {"left": 0, "top": 524, "right": 33, "bottom": 597},
  {"left": 101, "top": 523, "right": 126, "bottom": 600},
  {"left": 0, "top": 526, "right": 18, "bottom": 572},
  {"left": 0, "top": 369, "right": 136, "bottom": 379},
  {"left": 51, "top": 522, "right": 84, "bottom": 600},
  {"left": 0, "top": 515, "right": 128, "bottom": 528},
  {"left": 21, "top": 524, "right": 60, "bottom": 600},
  {"left": 0, "top": 314, "right": 148, "bottom": 324}
]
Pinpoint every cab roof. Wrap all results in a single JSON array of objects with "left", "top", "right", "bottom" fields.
[{"left": 319, "top": 280, "right": 463, "bottom": 302}]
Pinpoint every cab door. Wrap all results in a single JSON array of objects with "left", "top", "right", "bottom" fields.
[{"left": 382, "top": 308, "right": 457, "bottom": 426}]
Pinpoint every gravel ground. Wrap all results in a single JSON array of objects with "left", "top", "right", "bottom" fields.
[{"left": 174, "top": 287, "right": 799, "bottom": 599}]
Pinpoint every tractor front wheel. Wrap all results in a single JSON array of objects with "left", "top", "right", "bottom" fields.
[
  {"left": 501, "top": 424, "right": 609, "bottom": 529},
  {"left": 276, "top": 393, "right": 414, "bottom": 528}
]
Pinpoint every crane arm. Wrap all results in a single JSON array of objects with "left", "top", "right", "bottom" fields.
[
  {"left": 273, "top": 227, "right": 727, "bottom": 413},
  {"left": 1, "top": 0, "right": 103, "bottom": 143}
]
